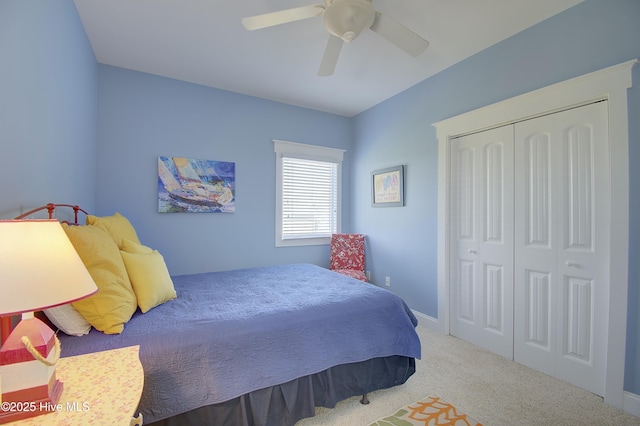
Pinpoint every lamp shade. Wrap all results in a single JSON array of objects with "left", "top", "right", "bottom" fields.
[{"left": 0, "top": 220, "right": 97, "bottom": 316}]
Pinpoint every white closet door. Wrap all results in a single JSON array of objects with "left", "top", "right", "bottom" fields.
[
  {"left": 514, "top": 101, "right": 609, "bottom": 396},
  {"left": 450, "top": 125, "right": 514, "bottom": 359}
]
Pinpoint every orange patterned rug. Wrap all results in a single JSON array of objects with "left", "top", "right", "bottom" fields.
[{"left": 369, "top": 395, "right": 483, "bottom": 426}]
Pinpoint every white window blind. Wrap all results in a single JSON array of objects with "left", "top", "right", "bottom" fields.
[
  {"left": 274, "top": 140, "right": 344, "bottom": 247},
  {"left": 282, "top": 157, "right": 338, "bottom": 239}
]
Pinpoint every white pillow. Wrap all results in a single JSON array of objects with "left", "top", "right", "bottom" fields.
[{"left": 44, "top": 304, "right": 91, "bottom": 336}]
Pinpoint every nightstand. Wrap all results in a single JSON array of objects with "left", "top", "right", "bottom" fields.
[{"left": 8, "top": 345, "right": 144, "bottom": 425}]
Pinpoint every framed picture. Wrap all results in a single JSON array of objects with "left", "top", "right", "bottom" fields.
[
  {"left": 158, "top": 156, "right": 236, "bottom": 213},
  {"left": 371, "top": 165, "right": 404, "bottom": 207}
]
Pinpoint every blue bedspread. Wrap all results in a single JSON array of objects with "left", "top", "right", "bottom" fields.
[{"left": 59, "top": 263, "right": 421, "bottom": 422}]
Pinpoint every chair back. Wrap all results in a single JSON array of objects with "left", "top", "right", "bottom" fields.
[{"left": 330, "top": 234, "right": 365, "bottom": 272}]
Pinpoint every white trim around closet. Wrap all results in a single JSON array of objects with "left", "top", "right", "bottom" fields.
[{"left": 433, "top": 59, "right": 637, "bottom": 410}]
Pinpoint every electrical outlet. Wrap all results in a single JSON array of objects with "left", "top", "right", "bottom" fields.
[
  {"left": 385, "top": 276, "right": 391, "bottom": 286},
  {"left": 365, "top": 270, "right": 371, "bottom": 281}
]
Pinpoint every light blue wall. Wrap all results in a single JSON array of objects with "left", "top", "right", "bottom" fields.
[
  {"left": 352, "top": 0, "right": 640, "bottom": 392},
  {"left": 0, "top": 0, "right": 97, "bottom": 219},
  {"left": 95, "top": 65, "right": 353, "bottom": 275}
]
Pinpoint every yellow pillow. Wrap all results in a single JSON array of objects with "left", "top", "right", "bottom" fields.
[
  {"left": 120, "top": 249, "right": 177, "bottom": 313},
  {"left": 121, "top": 238, "right": 154, "bottom": 255},
  {"left": 86, "top": 213, "right": 140, "bottom": 248},
  {"left": 62, "top": 224, "right": 137, "bottom": 334}
]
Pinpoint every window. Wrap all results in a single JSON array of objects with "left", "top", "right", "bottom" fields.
[{"left": 274, "top": 140, "right": 345, "bottom": 247}]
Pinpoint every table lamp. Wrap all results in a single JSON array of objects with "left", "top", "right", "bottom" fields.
[{"left": 0, "top": 220, "right": 98, "bottom": 423}]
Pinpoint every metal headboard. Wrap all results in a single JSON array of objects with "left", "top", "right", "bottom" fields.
[{"left": 13, "top": 202, "right": 88, "bottom": 225}]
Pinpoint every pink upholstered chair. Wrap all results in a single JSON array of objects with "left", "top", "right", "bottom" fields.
[{"left": 330, "top": 233, "right": 367, "bottom": 282}]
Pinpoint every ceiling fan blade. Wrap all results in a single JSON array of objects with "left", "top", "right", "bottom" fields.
[
  {"left": 370, "top": 12, "right": 429, "bottom": 57},
  {"left": 318, "top": 35, "right": 343, "bottom": 77},
  {"left": 242, "top": 5, "right": 325, "bottom": 31}
]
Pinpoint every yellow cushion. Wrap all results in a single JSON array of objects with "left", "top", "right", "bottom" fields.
[
  {"left": 120, "top": 249, "right": 177, "bottom": 313},
  {"left": 86, "top": 213, "right": 140, "bottom": 249},
  {"left": 121, "top": 238, "right": 154, "bottom": 254},
  {"left": 62, "top": 223, "right": 137, "bottom": 334}
]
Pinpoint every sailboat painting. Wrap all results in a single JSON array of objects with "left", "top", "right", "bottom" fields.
[{"left": 158, "top": 156, "right": 235, "bottom": 213}]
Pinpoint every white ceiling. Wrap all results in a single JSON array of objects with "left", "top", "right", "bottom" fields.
[{"left": 73, "top": 0, "right": 584, "bottom": 117}]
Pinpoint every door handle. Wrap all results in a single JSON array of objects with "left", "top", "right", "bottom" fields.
[
  {"left": 565, "top": 261, "right": 579, "bottom": 267},
  {"left": 468, "top": 249, "right": 477, "bottom": 254}
]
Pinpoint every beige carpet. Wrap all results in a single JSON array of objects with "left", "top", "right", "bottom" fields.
[
  {"left": 369, "top": 395, "right": 483, "bottom": 426},
  {"left": 297, "top": 322, "right": 640, "bottom": 425}
]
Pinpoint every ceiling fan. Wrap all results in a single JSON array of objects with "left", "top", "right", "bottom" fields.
[{"left": 242, "top": 0, "right": 429, "bottom": 76}]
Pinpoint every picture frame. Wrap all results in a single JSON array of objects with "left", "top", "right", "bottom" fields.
[
  {"left": 158, "top": 156, "right": 236, "bottom": 213},
  {"left": 371, "top": 165, "right": 404, "bottom": 207}
]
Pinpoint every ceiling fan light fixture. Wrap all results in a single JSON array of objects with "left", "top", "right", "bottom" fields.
[
  {"left": 242, "top": 0, "right": 430, "bottom": 77},
  {"left": 324, "top": 0, "right": 375, "bottom": 43}
]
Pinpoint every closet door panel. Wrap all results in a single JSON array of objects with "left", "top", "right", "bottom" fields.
[
  {"left": 515, "top": 127, "right": 558, "bottom": 375},
  {"left": 524, "top": 270, "right": 551, "bottom": 351},
  {"left": 565, "top": 125, "right": 594, "bottom": 251},
  {"left": 524, "top": 133, "right": 552, "bottom": 249},
  {"left": 450, "top": 125, "right": 514, "bottom": 359},
  {"left": 555, "top": 102, "right": 609, "bottom": 395},
  {"left": 514, "top": 102, "right": 609, "bottom": 396}
]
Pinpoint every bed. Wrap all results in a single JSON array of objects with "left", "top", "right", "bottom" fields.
[{"left": 4, "top": 204, "right": 421, "bottom": 425}]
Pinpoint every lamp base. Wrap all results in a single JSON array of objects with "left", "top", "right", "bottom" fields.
[
  {"left": 0, "top": 315, "right": 64, "bottom": 424},
  {"left": 0, "top": 379, "right": 63, "bottom": 424}
]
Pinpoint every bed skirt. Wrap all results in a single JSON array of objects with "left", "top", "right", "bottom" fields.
[{"left": 148, "top": 355, "right": 415, "bottom": 426}]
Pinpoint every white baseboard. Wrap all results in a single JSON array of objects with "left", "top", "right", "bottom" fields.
[
  {"left": 623, "top": 391, "right": 640, "bottom": 418},
  {"left": 411, "top": 310, "right": 441, "bottom": 333}
]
